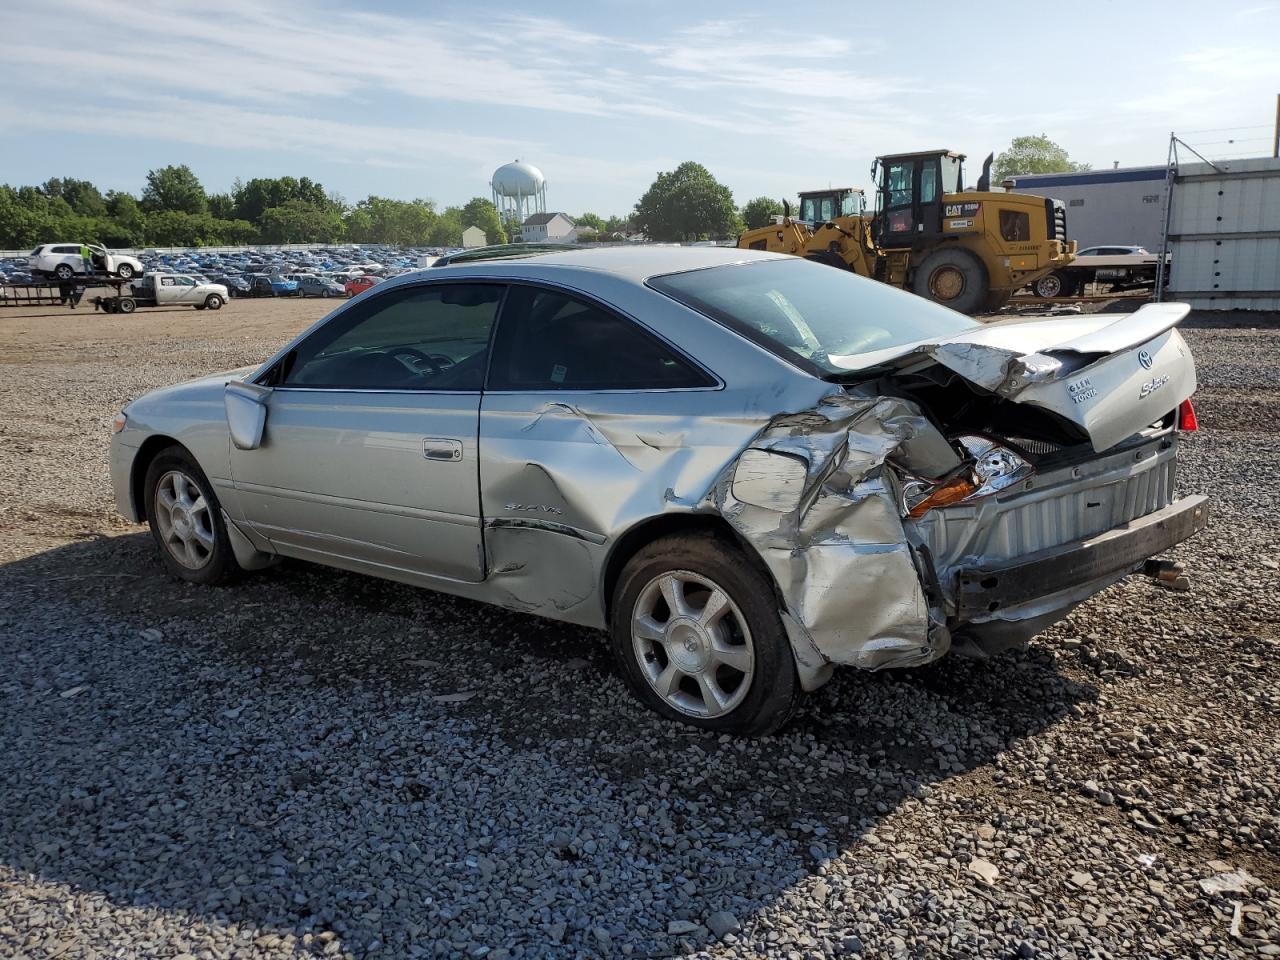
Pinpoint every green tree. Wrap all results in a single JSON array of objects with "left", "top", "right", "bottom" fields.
[
  {"left": 632, "top": 162, "right": 738, "bottom": 241},
  {"left": 430, "top": 206, "right": 463, "bottom": 247},
  {"left": 105, "top": 191, "right": 147, "bottom": 243},
  {"left": 575, "top": 212, "right": 605, "bottom": 232},
  {"left": 233, "top": 175, "right": 332, "bottom": 223},
  {"left": 258, "top": 199, "right": 345, "bottom": 243},
  {"left": 207, "top": 192, "right": 236, "bottom": 220},
  {"left": 460, "top": 197, "right": 506, "bottom": 244},
  {"left": 141, "top": 164, "right": 207, "bottom": 215},
  {"left": 41, "top": 177, "right": 107, "bottom": 218},
  {"left": 740, "top": 196, "right": 783, "bottom": 230},
  {"left": 993, "top": 135, "right": 1091, "bottom": 183},
  {"left": 348, "top": 196, "right": 438, "bottom": 245}
]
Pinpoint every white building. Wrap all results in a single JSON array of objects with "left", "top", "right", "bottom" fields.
[
  {"left": 521, "top": 212, "right": 577, "bottom": 243},
  {"left": 461, "top": 225, "right": 487, "bottom": 248}
]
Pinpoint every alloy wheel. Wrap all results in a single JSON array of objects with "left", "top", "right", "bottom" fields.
[
  {"left": 631, "top": 570, "right": 755, "bottom": 718},
  {"left": 153, "top": 469, "right": 215, "bottom": 570}
]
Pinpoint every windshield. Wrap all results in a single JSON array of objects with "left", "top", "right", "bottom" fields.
[{"left": 649, "top": 258, "right": 977, "bottom": 377}]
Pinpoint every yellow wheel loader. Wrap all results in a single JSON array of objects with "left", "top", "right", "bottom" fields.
[{"left": 739, "top": 150, "right": 1077, "bottom": 314}]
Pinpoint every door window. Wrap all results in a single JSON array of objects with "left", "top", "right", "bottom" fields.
[
  {"left": 488, "top": 285, "right": 713, "bottom": 391},
  {"left": 278, "top": 283, "right": 504, "bottom": 391},
  {"left": 886, "top": 161, "right": 914, "bottom": 208},
  {"left": 920, "top": 164, "right": 938, "bottom": 204}
]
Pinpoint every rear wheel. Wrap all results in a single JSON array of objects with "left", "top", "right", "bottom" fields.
[
  {"left": 204, "top": 294, "right": 223, "bottom": 310},
  {"left": 117, "top": 298, "right": 136, "bottom": 314},
  {"left": 54, "top": 263, "right": 75, "bottom": 281},
  {"left": 1032, "top": 270, "right": 1077, "bottom": 298},
  {"left": 911, "top": 248, "right": 988, "bottom": 314},
  {"left": 610, "top": 531, "right": 801, "bottom": 735},
  {"left": 144, "top": 447, "right": 241, "bottom": 585}
]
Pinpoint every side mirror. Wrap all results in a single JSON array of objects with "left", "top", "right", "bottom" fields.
[
  {"left": 782, "top": 199, "right": 791, "bottom": 219},
  {"left": 225, "top": 381, "right": 272, "bottom": 450}
]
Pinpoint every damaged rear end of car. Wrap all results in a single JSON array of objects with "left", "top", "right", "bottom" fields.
[{"left": 655, "top": 262, "right": 1208, "bottom": 686}]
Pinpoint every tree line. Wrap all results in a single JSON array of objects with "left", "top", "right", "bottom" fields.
[
  {"left": 0, "top": 135, "right": 1085, "bottom": 250},
  {"left": 0, "top": 165, "right": 510, "bottom": 250}
]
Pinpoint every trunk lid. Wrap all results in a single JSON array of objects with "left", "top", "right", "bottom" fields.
[{"left": 834, "top": 303, "right": 1197, "bottom": 452}]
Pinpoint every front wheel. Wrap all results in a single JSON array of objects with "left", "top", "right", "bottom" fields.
[
  {"left": 910, "top": 248, "right": 989, "bottom": 315},
  {"left": 144, "top": 447, "right": 242, "bottom": 585},
  {"left": 116, "top": 263, "right": 136, "bottom": 280},
  {"left": 610, "top": 531, "right": 801, "bottom": 735}
]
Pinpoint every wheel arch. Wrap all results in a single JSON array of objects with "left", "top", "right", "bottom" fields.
[
  {"left": 129, "top": 434, "right": 188, "bottom": 521},
  {"left": 599, "top": 511, "right": 785, "bottom": 626}
]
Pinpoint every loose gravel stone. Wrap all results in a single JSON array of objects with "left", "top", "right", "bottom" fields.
[{"left": 1, "top": 301, "right": 1278, "bottom": 958}]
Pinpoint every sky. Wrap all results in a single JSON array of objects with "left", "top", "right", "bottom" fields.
[{"left": 1, "top": 0, "right": 1277, "bottom": 217}]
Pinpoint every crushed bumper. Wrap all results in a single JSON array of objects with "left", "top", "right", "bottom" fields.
[{"left": 954, "top": 494, "right": 1209, "bottom": 621}]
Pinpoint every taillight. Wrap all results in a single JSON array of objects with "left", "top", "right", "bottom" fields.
[{"left": 1177, "top": 399, "right": 1198, "bottom": 432}]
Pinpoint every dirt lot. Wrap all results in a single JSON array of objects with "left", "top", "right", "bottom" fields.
[{"left": 1, "top": 296, "right": 1278, "bottom": 959}]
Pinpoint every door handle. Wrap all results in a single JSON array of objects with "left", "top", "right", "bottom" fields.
[{"left": 423, "top": 438, "right": 463, "bottom": 462}]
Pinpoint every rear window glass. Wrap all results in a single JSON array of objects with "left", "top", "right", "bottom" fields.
[{"left": 649, "top": 258, "right": 976, "bottom": 377}]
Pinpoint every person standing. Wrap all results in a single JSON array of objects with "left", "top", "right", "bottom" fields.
[{"left": 80, "top": 243, "right": 93, "bottom": 277}]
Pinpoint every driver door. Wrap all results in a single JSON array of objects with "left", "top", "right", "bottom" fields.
[{"left": 228, "top": 281, "right": 504, "bottom": 583}]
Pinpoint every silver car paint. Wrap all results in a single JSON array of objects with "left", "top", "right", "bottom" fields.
[{"left": 111, "top": 248, "right": 1200, "bottom": 690}]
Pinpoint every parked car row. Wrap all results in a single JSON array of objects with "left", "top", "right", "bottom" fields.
[{"left": 0, "top": 244, "right": 459, "bottom": 293}]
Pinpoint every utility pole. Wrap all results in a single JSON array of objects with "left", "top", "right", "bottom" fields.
[{"left": 1274, "top": 93, "right": 1279, "bottom": 158}]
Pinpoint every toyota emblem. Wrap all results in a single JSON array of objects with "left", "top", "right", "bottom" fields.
[{"left": 1138, "top": 349, "right": 1154, "bottom": 370}]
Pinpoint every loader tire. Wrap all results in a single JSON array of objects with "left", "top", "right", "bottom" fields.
[
  {"left": 911, "top": 248, "right": 988, "bottom": 315},
  {"left": 980, "top": 290, "right": 1013, "bottom": 314},
  {"left": 804, "top": 250, "right": 851, "bottom": 271}
]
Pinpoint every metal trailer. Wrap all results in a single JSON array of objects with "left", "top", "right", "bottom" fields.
[
  {"left": 0, "top": 277, "right": 133, "bottom": 309},
  {"left": 1160, "top": 154, "right": 1280, "bottom": 311}
]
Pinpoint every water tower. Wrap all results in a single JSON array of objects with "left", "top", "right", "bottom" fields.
[{"left": 490, "top": 160, "right": 546, "bottom": 226}]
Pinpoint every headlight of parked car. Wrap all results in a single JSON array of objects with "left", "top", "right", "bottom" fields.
[{"left": 111, "top": 411, "right": 128, "bottom": 434}]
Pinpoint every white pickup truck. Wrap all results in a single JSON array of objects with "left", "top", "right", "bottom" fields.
[
  {"left": 1031, "top": 246, "right": 1170, "bottom": 298},
  {"left": 91, "top": 273, "right": 229, "bottom": 314}
]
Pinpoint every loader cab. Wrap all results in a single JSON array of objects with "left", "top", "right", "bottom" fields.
[
  {"left": 872, "top": 150, "right": 965, "bottom": 249},
  {"left": 796, "top": 188, "right": 865, "bottom": 226}
]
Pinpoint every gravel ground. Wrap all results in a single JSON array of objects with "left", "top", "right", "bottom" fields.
[{"left": 1, "top": 297, "right": 1277, "bottom": 959}]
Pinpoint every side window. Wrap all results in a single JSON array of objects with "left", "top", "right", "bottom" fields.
[
  {"left": 489, "top": 285, "right": 713, "bottom": 391},
  {"left": 920, "top": 164, "right": 937, "bottom": 204},
  {"left": 999, "top": 210, "right": 1029, "bottom": 242},
  {"left": 279, "top": 283, "right": 504, "bottom": 391}
]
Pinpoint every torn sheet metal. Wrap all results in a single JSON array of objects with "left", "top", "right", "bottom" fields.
[
  {"left": 830, "top": 304, "right": 1197, "bottom": 453},
  {"left": 713, "top": 392, "right": 961, "bottom": 674}
]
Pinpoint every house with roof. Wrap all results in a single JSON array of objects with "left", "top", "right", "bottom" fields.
[
  {"left": 461, "top": 225, "right": 486, "bottom": 248},
  {"left": 521, "top": 212, "right": 577, "bottom": 243}
]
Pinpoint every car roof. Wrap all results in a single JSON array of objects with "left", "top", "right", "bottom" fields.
[{"left": 425, "top": 245, "right": 788, "bottom": 283}]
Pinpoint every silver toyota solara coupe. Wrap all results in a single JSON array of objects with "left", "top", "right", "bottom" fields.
[{"left": 110, "top": 247, "right": 1208, "bottom": 734}]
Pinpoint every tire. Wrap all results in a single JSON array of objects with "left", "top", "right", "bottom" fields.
[
  {"left": 116, "top": 263, "right": 136, "bottom": 280},
  {"left": 609, "top": 531, "right": 801, "bottom": 736},
  {"left": 143, "top": 446, "right": 242, "bottom": 585},
  {"left": 194, "top": 305, "right": 206, "bottom": 311},
  {"left": 910, "top": 247, "right": 988, "bottom": 315},
  {"left": 204, "top": 294, "right": 223, "bottom": 310},
  {"left": 54, "top": 263, "right": 75, "bottom": 281},
  {"left": 980, "top": 290, "right": 1012, "bottom": 313},
  {"left": 1032, "top": 270, "right": 1076, "bottom": 299},
  {"left": 117, "top": 298, "right": 136, "bottom": 314}
]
